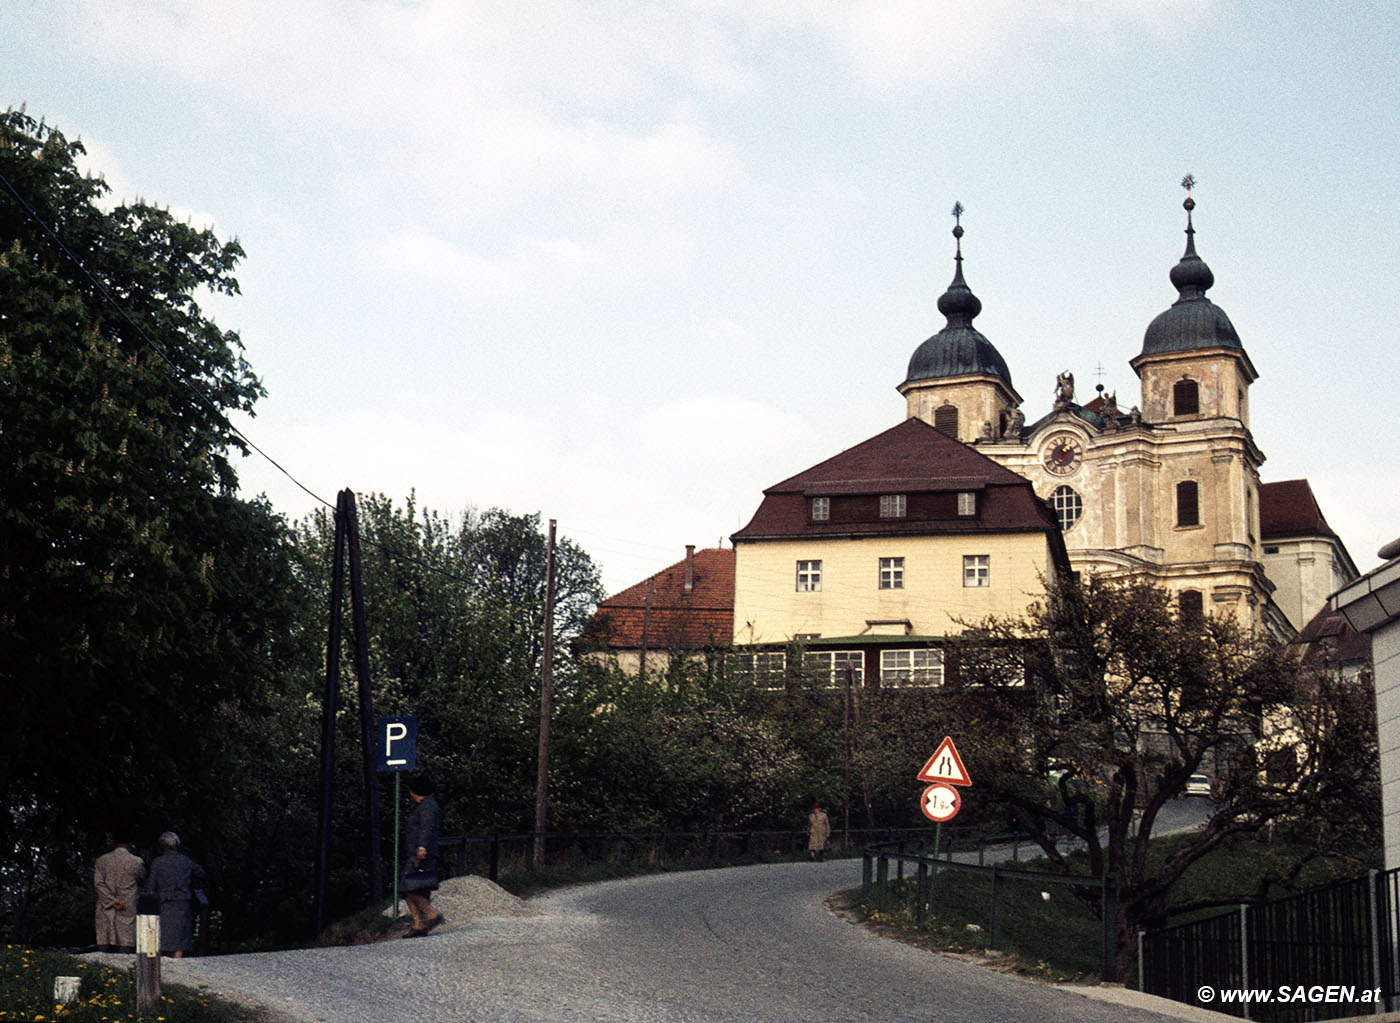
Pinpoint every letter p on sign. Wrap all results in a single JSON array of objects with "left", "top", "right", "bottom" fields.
[{"left": 377, "top": 716, "right": 417, "bottom": 772}]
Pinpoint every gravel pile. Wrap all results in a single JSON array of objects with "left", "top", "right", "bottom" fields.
[{"left": 408, "top": 874, "right": 538, "bottom": 923}]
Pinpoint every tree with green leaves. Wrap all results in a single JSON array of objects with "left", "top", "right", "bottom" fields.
[
  {"left": 0, "top": 108, "right": 300, "bottom": 940},
  {"left": 944, "top": 575, "right": 1381, "bottom": 980}
]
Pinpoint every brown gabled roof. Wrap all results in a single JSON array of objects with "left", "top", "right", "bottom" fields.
[
  {"left": 1292, "top": 604, "right": 1372, "bottom": 667},
  {"left": 1260, "top": 479, "right": 1338, "bottom": 541},
  {"left": 583, "top": 547, "right": 734, "bottom": 651},
  {"left": 732, "top": 417, "right": 1063, "bottom": 543}
]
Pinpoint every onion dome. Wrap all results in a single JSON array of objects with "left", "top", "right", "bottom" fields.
[
  {"left": 1140, "top": 191, "right": 1243, "bottom": 357},
  {"left": 903, "top": 204, "right": 1014, "bottom": 388}
]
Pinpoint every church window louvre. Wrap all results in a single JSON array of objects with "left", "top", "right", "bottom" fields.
[
  {"left": 1049, "top": 485, "right": 1083, "bottom": 532},
  {"left": 1177, "top": 481, "right": 1201, "bottom": 527},
  {"left": 1178, "top": 589, "right": 1204, "bottom": 621},
  {"left": 1173, "top": 378, "right": 1200, "bottom": 416},
  {"left": 933, "top": 404, "right": 959, "bottom": 437}
]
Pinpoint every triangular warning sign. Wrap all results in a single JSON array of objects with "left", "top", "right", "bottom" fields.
[{"left": 917, "top": 735, "right": 971, "bottom": 786}]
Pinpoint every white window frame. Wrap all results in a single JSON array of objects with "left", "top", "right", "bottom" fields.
[
  {"left": 1049, "top": 485, "right": 1083, "bottom": 532},
  {"left": 880, "top": 648, "right": 944, "bottom": 687},
  {"left": 802, "top": 650, "right": 864, "bottom": 688},
  {"left": 963, "top": 554, "right": 990, "bottom": 588},
  {"left": 796, "top": 559, "right": 822, "bottom": 592},
  {"left": 734, "top": 650, "right": 787, "bottom": 689},
  {"left": 811, "top": 496, "right": 830, "bottom": 521},
  {"left": 957, "top": 491, "right": 976, "bottom": 517},
  {"left": 878, "top": 557, "right": 905, "bottom": 590},
  {"left": 879, "top": 494, "right": 907, "bottom": 519}
]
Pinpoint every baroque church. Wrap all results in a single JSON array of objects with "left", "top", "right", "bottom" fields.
[{"left": 585, "top": 190, "right": 1357, "bottom": 681}]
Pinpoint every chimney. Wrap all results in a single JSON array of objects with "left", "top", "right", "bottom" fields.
[{"left": 684, "top": 544, "right": 695, "bottom": 592}]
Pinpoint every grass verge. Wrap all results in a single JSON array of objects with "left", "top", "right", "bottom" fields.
[
  {"left": 843, "top": 833, "right": 1374, "bottom": 984},
  {"left": 0, "top": 945, "right": 286, "bottom": 1022}
]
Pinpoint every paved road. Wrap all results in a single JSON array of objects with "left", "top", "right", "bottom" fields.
[{"left": 130, "top": 859, "right": 1220, "bottom": 1023}]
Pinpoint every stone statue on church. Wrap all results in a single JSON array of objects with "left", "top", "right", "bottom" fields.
[
  {"left": 1000, "top": 405, "right": 1025, "bottom": 439},
  {"left": 1054, "top": 371, "right": 1075, "bottom": 409}
]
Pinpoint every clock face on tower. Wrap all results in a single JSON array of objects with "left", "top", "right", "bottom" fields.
[{"left": 1043, "top": 433, "right": 1084, "bottom": 476}]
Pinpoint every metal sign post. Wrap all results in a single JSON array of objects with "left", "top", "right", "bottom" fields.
[{"left": 377, "top": 716, "right": 417, "bottom": 917}]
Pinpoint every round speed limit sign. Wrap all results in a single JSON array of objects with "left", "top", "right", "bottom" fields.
[{"left": 920, "top": 783, "right": 961, "bottom": 823}]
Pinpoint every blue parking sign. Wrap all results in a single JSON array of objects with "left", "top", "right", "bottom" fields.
[{"left": 377, "top": 716, "right": 417, "bottom": 772}]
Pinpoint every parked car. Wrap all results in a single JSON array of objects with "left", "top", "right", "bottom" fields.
[{"left": 1184, "top": 774, "right": 1212, "bottom": 797}]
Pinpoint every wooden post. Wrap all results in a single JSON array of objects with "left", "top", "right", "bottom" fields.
[
  {"left": 136, "top": 892, "right": 161, "bottom": 1011},
  {"left": 344, "top": 491, "right": 383, "bottom": 905},
  {"left": 314, "top": 489, "right": 349, "bottom": 938},
  {"left": 533, "top": 519, "right": 557, "bottom": 870}
]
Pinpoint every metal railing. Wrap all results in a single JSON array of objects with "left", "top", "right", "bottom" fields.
[
  {"left": 862, "top": 839, "right": 1119, "bottom": 981},
  {"left": 438, "top": 825, "right": 1026, "bottom": 884},
  {"left": 1140, "top": 868, "right": 1398, "bottom": 1021}
]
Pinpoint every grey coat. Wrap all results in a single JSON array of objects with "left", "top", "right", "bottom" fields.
[{"left": 144, "top": 850, "right": 206, "bottom": 952}]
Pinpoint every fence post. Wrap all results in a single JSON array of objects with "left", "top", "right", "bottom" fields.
[
  {"left": 136, "top": 892, "right": 161, "bottom": 1011},
  {"left": 1239, "top": 903, "right": 1251, "bottom": 1022},
  {"left": 1101, "top": 873, "right": 1118, "bottom": 983},
  {"left": 988, "top": 864, "right": 1001, "bottom": 950},
  {"left": 1369, "top": 868, "right": 1384, "bottom": 1006},
  {"left": 877, "top": 854, "right": 890, "bottom": 913},
  {"left": 1136, "top": 928, "right": 1145, "bottom": 993},
  {"left": 916, "top": 860, "right": 929, "bottom": 926}
]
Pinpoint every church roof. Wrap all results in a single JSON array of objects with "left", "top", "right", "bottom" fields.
[
  {"left": 732, "top": 417, "right": 1062, "bottom": 542},
  {"left": 902, "top": 209, "right": 1015, "bottom": 391},
  {"left": 1260, "top": 479, "right": 1340, "bottom": 541},
  {"left": 1139, "top": 193, "right": 1250, "bottom": 362},
  {"left": 584, "top": 547, "right": 734, "bottom": 650}
]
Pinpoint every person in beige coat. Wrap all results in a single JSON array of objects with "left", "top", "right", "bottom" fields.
[
  {"left": 94, "top": 840, "right": 147, "bottom": 952},
  {"left": 807, "top": 802, "right": 831, "bottom": 862}
]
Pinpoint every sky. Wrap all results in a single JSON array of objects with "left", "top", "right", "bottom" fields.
[{"left": 6, "top": 0, "right": 1399, "bottom": 597}]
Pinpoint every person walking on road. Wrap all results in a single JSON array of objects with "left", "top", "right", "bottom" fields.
[
  {"left": 94, "top": 838, "right": 146, "bottom": 952},
  {"left": 401, "top": 774, "right": 445, "bottom": 938},
  {"left": 144, "top": 831, "right": 206, "bottom": 958},
  {"left": 807, "top": 802, "right": 831, "bottom": 861}
]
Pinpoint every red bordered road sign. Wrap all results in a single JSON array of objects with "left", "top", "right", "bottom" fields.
[
  {"left": 920, "top": 783, "right": 961, "bottom": 822},
  {"left": 917, "top": 735, "right": 971, "bottom": 787}
]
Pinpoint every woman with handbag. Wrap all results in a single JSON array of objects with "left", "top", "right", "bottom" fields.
[{"left": 401, "top": 774, "right": 445, "bottom": 937}]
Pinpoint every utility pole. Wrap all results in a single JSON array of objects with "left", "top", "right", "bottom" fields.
[{"left": 533, "top": 519, "right": 557, "bottom": 870}]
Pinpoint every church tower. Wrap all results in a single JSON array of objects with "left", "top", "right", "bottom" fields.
[
  {"left": 912, "top": 187, "right": 1285, "bottom": 634},
  {"left": 899, "top": 205, "right": 1023, "bottom": 443}
]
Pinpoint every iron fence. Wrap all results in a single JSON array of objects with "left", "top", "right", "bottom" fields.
[{"left": 1141, "top": 868, "right": 1399, "bottom": 1021}]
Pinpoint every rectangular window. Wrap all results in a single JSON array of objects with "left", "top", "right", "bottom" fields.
[
  {"left": 963, "top": 554, "right": 990, "bottom": 587},
  {"left": 732, "top": 650, "right": 787, "bottom": 689},
  {"left": 802, "top": 650, "right": 864, "bottom": 688},
  {"left": 957, "top": 491, "right": 976, "bottom": 517},
  {"left": 796, "top": 560, "right": 822, "bottom": 592},
  {"left": 1177, "top": 480, "right": 1200, "bottom": 527},
  {"left": 811, "top": 496, "right": 829, "bottom": 521},
  {"left": 879, "top": 494, "right": 906, "bottom": 518},
  {"left": 879, "top": 649, "right": 944, "bottom": 687},
  {"left": 878, "top": 557, "right": 904, "bottom": 589}
]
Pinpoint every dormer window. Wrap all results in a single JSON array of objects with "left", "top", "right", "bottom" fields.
[
  {"left": 957, "top": 492, "right": 976, "bottom": 517},
  {"left": 879, "top": 494, "right": 906, "bottom": 519},
  {"left": 811, "top": 496, "right": 829, "bottom": 521}
]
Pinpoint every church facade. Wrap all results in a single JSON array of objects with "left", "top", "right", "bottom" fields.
[{"left": 898, "top": 193, "right": 1352, "bottom": 638}]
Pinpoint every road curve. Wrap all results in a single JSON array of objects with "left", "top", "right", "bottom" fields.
[{"left": 129, "top": 860, "right": 1210, "bottom": 1023}]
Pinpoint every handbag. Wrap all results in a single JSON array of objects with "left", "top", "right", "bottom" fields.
[{"left": 400, "top": 861, "right": 439, "bottom": 893}]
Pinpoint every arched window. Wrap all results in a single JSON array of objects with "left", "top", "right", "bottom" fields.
[
  {"left": 933, "top": 403, "right": 959, "bottom": 438},
  {"left": 1173, "top": 379, "right": 1199, "bottom": 416},
  {"left": 1176, "top": 480, "right": 1200, "bottom": 527},
  {"left": 1049, "top": 485, "right": 1083, "bottom": 532},
  {"left": 1178, "top": 589, "right": 1204, "bottom": 621}
]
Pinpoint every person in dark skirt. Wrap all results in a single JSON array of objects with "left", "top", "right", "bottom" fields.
[
  {"left": 401, "top": 774, "right": 445, "bottom": 937},
  {"left": 144, "top": 831, "right": 206, "bottom": 957}
]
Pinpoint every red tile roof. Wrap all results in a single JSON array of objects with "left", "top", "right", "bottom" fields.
[
  {"left": 732, "top": 417, "right": 1063, "bottom": 542},
  {"left": 584, "top": 547, "right": 735, "bottom": 650},
  {"left": 1292, "top": 604, "right": 1372, "bottom": 667},
  {"left": 1260, "top": 479, "right": 1337, "bottom": 541}
]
